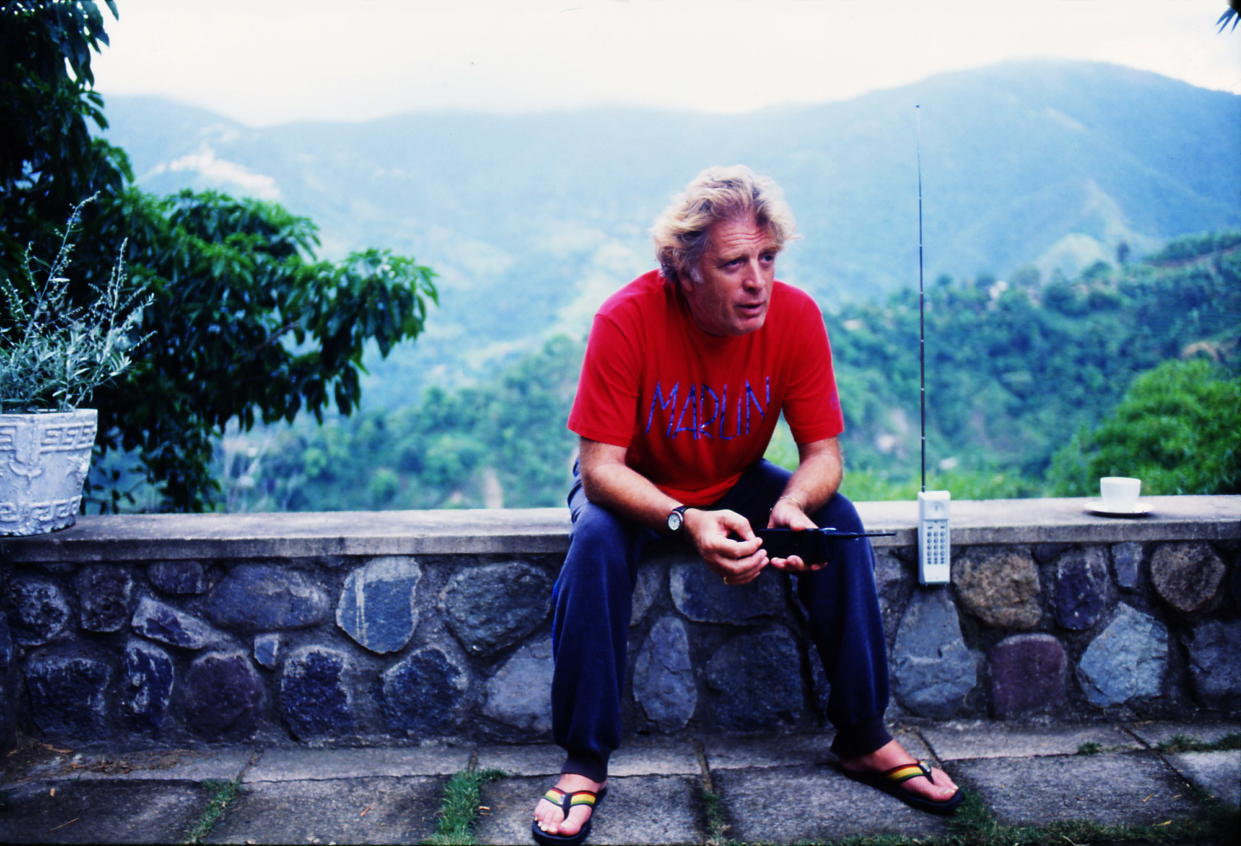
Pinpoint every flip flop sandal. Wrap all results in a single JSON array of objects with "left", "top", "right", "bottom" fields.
[
  {"left": 838, "top": 760, "right": 963, "bottom": 815},
  {"left": 531, "top": 786, "right": 607, "bottom": 846}
]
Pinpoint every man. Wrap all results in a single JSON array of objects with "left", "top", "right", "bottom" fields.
[{"left": 532, "top": 166, "right": 961, "bottom": 846}]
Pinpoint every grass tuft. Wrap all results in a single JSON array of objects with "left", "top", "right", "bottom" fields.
[
  {"left": 184, "top": 778, "right": 239, "bottom": 844},
  {"left": 424, "top": 768, "right": 505, "bottom": 846}
]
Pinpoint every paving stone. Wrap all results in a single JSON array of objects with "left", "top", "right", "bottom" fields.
[
  {"left": 713, "top": 764, "right": 948, "bottom": 842},
  {"left": 952, "top": 752, "right": 1203, "bottom": 826},
  {"left": 5, "top": 747, "right": 252, "bottom": 783},
  {"left": 606, "top": 736, "right": 699, "bottom": 776},
  {"left": 1124, "top": 720, "right": 1241, "bottom": 748},
  {"left": 703, "top": 731, "right": 833, "bottom": 770},
  {"left": 477, "top": 774, "right": 702, "bottom": 846},
  {"left": 0, "top": 779, "right": 208, "bottom": 844},
  {"left": 475, "top": 743, "right": 564, "bottom": 776},
  {"left": 1164, "top": 750, "right": 1241, "bottom": 808},
  {"left": 203, "top": 776, "right": 444, "bottom": 845},
  {"left": 921, "top": 721, "right": 1139, "bottom": 759},
  {"left": 246, "top": 746, "right": 469, "bottom": 781}
]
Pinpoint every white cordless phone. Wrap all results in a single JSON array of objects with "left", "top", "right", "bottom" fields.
[{"left": 917, "top": 490, "right": 951, "bottom": 585}]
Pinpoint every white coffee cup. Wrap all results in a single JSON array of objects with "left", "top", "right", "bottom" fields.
[{"left": 1100, "top": 476, "right": 1141, "bottom": 509}]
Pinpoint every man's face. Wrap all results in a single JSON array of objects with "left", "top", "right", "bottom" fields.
[{"left": 680, "top": 216, "right": 780, "bottom": 336}]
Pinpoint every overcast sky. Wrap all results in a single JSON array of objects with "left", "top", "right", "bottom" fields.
[{"left": 92, "top": 0, "right": 1241, "bottom": 126}]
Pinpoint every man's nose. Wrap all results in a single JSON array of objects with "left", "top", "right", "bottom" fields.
[{"left": 743, "top": 260, "right": 766, "bottom": 288}]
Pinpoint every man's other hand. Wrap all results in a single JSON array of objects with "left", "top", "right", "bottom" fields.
[
  {"left": 765, "top": 495, "right": 828, "bottom": 573},
  {"left": 684, "top": 508, "right": 768, "bottom": 585}
]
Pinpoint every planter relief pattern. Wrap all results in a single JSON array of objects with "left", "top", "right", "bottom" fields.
[{"left": 0, "top": 410, "right": 97, "bottom": 536}]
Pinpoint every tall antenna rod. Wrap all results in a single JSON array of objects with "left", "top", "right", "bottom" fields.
[{"left": 916, "top": 104, "right": 926, "bottom": 493}]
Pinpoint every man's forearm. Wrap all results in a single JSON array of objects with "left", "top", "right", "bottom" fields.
[{"left": 778, "top": 438, "right": 843, "bottom": 517}]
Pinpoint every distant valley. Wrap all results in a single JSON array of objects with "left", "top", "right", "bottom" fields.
[{"left": 101, "top": 59, "right": 1241, "bottom": 399}]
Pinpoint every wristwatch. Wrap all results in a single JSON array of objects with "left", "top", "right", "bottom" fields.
[{"left": 666, "top": 505, "right": 690, "bottom": 534}]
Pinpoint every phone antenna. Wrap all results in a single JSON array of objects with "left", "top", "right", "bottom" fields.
[{"left": 916, "top": 104, "right": 927, "bottom": 493}]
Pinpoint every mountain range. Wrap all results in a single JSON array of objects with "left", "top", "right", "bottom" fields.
[{"left": 100, "top": 59, "right": 1241, "bottom": 396}]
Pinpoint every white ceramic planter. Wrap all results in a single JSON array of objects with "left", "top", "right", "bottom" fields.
[{"left": 0, "top": 409, "right": 97, "bottom": 535}]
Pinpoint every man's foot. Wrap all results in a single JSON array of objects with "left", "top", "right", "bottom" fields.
[
  {"left": 532, "top": 773, "right": 606, "bottom": 843},
  {"left": 838, "top": 739, "right": 961, "bottom": 813}
]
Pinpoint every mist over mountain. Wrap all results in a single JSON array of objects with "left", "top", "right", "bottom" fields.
[{"left": 102, "top": 59, "right": 1241, "bottom": 395}]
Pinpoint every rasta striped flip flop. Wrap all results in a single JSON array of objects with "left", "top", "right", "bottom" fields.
[
  {"left": 839, "top": 760, "right": 963, "bottom": 815},
  {"left": 531, "top": 786, "right": 607, "bottom": 846}
]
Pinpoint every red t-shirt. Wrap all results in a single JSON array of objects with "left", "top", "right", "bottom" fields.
[{"left": 567, "top": 270, "right": 844, "bottom": 506}]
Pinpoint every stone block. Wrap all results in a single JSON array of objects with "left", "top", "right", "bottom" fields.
[
  {"left": 382, "top": 645, "right": 470, "bottom": 737},
  {"left": 441, "top": 561, "right": 549, "bottom": 657},
  {"left": 1186, "top": 620, "right": 1241, "bottom": 710},
  {"left": 336, "top": 556, "right": 421, "bottom": 654},
  {"left": 0, "top": 615, "right": 15, "bottom": 751},
  {"left": 131, "top": 595, "right": 221, "bottom": 650},
  {"left": 184, "top": 650, "right": 264, "bottom": 740},
  {"left": 1150, "top": 542, "right": 1225, "bottom": 615},
  {"left": 121, "top": 639, "right": 175, "bottom": 730},
  {"left": 208, "top": 563, "right": 329, "bottom": 632},
  {"left": 146, "top": 560, "right": 209, "bottom": 595},
  {"left": 1053, "top": 547, "right": 1112, "bottom": 631},
  {"left": 1077, "top": 603, "right": 1168, "bottom": 707},
  {"left": 988, "top": 633, "right": 1066, "bottom": 718},
  {"left": 705, "top": 627, "right": 803, "bottom": 730},
  {"left": 1111, "top": 542, "right": 1143, "bottom": 590},
  {"left": 630, "top": 557, "right": 663, "bottom": 626},
  {"left": 4, "top": 575, "right": 71, "bottom": 646},
  {"left": 253, "top": 633, "right": 282, "bottom": 669},
  {"left": 280, "top": 645, "right": 354, "bottom": 741},
  {"left": 483, "top": 638, "right": 553, "bottom": 733},
  {"left": 873, "top": 549, "right": 909, "bottom": 637},
  {"left": 75, "top": 564, "right": 132, "bottom": 632},
  {"left": 953, "top": 547, "right": 1041, "bottom": 630},
  {"left": 670, "top": 561, "right": 784, "bottom": 624},
  {"left": 24, "top": 652, "right": 111, "bottom": 739},
  {"left": 892, "top": 588, "right": 977, "bottom": 718},
  {"left": 633, "top": 615, "right": 696, "bottom": 731}
]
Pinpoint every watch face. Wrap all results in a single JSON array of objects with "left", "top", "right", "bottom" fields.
[{"left": 667, "top": 509, "right": 683, "bottom": 531}]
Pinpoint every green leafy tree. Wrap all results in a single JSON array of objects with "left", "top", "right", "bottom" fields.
[
  {"left": 1, "top": 1, "right": 439, "bottom": 510},
  {"left": 1048, "top": 357, "right": 1241, "bottom": 496}
]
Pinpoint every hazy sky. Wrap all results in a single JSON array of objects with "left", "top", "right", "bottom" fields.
[{"left": 92, "top": 0, "right": 1241, "bottom": 126}]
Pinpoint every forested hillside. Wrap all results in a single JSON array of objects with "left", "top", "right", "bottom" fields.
[
  {"left": 102, "top": 60, "right": 1241, "bottom": 402},
  {"left": 216, "top": 231, "right": 1241, "bottom": 510}
]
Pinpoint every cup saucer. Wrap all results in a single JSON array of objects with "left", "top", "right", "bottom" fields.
[{"left": 1085, "top": 500, "right": 1151, "bottom": 517}]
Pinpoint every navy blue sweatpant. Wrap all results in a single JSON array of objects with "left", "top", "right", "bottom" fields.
[{"left": 550, "top": 460, "right": 893, "bottom": 782}]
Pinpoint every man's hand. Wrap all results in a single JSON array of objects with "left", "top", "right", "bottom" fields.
[
  {"left": 684, "top": 508, "right": 769, "bottom": 585},
  {"left": 765, "top": 495, "right": 828, "bottom": 573}
]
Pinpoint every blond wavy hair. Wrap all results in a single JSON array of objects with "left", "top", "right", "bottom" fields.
[{"left": 650, "top": 165, "right": 798, "bottom": 284}]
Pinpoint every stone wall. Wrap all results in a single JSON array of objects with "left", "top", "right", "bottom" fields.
[{"left": 1, "top": 497, "right": 1238, "bottom": 752}]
